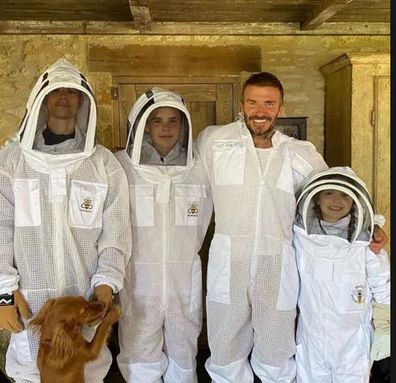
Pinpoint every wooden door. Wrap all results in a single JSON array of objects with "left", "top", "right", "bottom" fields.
[
  {"left": 373, "top": 76, "right": 390, "bottom": 254},
  {"left": 112, "top": 75, "right": 240, "bottom": 349}
]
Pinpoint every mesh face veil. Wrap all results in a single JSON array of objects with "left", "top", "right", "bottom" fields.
[
  {"left": 296, "top": 167, "right": 374, "bottom": 242},
  {"left": 125, "top": 87, "right": 191, "bottom": 166},
  {"left": 18, "top": 59, "right": 97, "bottom": 156}
]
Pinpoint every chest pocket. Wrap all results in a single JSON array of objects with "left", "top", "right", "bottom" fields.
[
  {"left": 68, "top": 180, "right": 108, "bottom": 228},
  {"left": 175, "top": 184, "right": 207, "bottom": 226},
  {"left": 14, "top": 179, "right": 41, "bottom": 227},
  {"left": 213, "top": 140, "right": 246, "bottom": 185},
  {"left": 337, "top": 271, "right": 367, "bottom": 314},
  {"left": 314, "top": 258, "right": 367, "bottom": 314}
]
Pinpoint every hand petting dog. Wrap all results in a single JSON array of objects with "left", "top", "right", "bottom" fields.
[{"left": 89, "top": 284, "right": 114, "bottom": 326}]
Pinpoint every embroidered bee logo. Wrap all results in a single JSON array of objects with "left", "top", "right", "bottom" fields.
[
  {"left": 187, "top": 202, "right": 199, "bottom": 217},
  {"left": 80, "top": 198, "right": 93, "bottom": 211},
  {"left": 351, "top": 284, "right": 365, "bottom": 304}
]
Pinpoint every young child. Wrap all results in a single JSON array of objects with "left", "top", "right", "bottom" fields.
[
  {"left": 115, "top": 87, "right": 213, "bottom": 383},
  {"left": 293, "top": 166, "right": 390, "bottom": 383}
]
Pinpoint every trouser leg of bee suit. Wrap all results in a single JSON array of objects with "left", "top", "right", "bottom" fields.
[
  {"left": 249, "top": 261, "right": 297, "bottom": 383},
  {"left": 251, "top": 348, "right": 296, "bottom": 383},
  {"left": 296, "top": 342, "right": 370, "bottom": 383},
  {"left": 82, "top": 323, "right": 113, "bottom": 383},
  {"left": 5, "top": 330, "right": 40, "bottom": 383},
  {"left": 295, "top": 343, "right": 332, "bottom": 383},
  {"left": 162, "top": 304, "right": 201, "bottom": 383},
  {"left": 298, "top": 370, "right": 369, "bottom": 383},
  {"left": 164, "top": 357, "right": 198, "bottom": 383},
  {"left": 118, "top": 300, "right": 201, "bottom": 383},
  {"left": 84, "top": 344, "right": 113, "bottom": 383},
  {"left": 127, "top": 356, "right": 168, "bottom": 383},
  {"left": 117, "top": 301, "right": 167, "bottom": 383},
  {"left": 295, "top": 343, "right": 322, "bottom": 383},
  {"left": 205, "top": 357, "right": 254, "bottom": 383},
  {"left": 205, "top": 297, "right": 255, "bottom": 383},
  {"left": 333, "top": 373, "right": 370, "bottom": 383}
]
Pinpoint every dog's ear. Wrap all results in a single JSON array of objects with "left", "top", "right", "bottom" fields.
[
  {"left": 30, "top": 299, "right": 56, "bottom": 331},
  {"left": 47, "top": 322, "right": 74, "bottom": 368}
]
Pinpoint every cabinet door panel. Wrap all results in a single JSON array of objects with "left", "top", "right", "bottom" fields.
[{"left": 373, "top": 76, "right": 390, "bottom": 254}]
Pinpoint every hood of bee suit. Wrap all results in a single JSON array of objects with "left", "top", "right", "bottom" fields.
[
  {"left": 295, "top": 166, "right": 374, "bottom": 242},
  {"left": 17, "top": 58, "right": 97, "bottom": 172},
  {"left": 122, "top": 87, "right": 195, "bottom": 184}
]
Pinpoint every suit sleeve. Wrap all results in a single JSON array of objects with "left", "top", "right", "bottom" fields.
[{"left": 91, "top": 155, "right": 132, "bottom": 294}]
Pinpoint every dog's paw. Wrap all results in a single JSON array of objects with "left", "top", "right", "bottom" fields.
[{"left": 104, "top": 304, "right": 121, "bottom": 324}]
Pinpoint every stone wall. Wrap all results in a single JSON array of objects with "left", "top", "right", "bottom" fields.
[{"left": 0, "top": 34, "right": 390, "bottom": 153}]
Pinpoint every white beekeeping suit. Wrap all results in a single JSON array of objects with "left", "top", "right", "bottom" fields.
[
  {"left": 0, "top": 58, "right": 131, "bottom": 383},
  {"left": 196, "top": 119, "right": 328, "bottom": 382},
  {"left": 116, "top": 88, "right": 213, "bottom": 383},
  {"left": 294, "top": 167, "right": 390, "bottom": 382}
]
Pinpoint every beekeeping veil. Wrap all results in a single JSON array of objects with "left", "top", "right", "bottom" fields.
[
  {"left": 16, "top": 58, "right": 96, "bottom": 170},
  {"left": 296, "top": 166, "right": 374, "bottom": 242},
  {"left": 124, "top": 87, "right": 193, "bottom": 174}
]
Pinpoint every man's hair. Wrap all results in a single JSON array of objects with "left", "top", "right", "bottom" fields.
[{"left": 242, "top": 72, "right": 284, "bottom": 103}]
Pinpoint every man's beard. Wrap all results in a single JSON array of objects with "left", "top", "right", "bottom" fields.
[{"left": 244, "top": 113, "right": 277, "bottom": 139}]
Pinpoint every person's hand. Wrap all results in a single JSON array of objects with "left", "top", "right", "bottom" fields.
[
  {"left": 89, "top": 285, "right": 114, "bottom": 326},
  {"left": 0, "top": 290, "right": 32, "bottom": 332},
  {"left": 370, "top": 303, "right": 390, "bottom": 362},
  {"left": 369, "top": 225, "right": 388, "bottom": 254}
]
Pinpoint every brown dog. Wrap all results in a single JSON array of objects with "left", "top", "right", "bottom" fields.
[{"left": 30, "top": 296, "right": 120, "bottom": 383}]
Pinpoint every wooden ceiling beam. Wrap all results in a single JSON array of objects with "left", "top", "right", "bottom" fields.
[
  {"left": 0, "top": 20, "right": 390, "bottom": 36},
  {"left": 129, "top": 0, "right": 151, "bottom": 32},
  {"left": 301, "top": 0, "right": 355, "bottom": 30}
]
